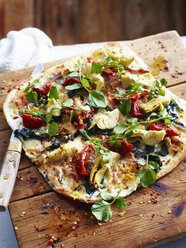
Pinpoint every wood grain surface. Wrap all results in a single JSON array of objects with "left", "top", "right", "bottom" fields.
[
  {"left": 0, "top": 0, "right": 186, "bottom": 45},
  {"left": 0, "top": 31, "right": 186, "bottom": 248}
]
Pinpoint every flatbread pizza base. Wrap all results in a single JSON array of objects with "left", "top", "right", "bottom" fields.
[{"left": 3, "top": 42, "right": 186, "bottom": 203}]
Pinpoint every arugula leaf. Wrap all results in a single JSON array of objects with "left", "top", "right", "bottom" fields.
[
  {"left": 149, "top": 161, "right": 159, "bottom": 171},
  {"left": 109, "top": 140, "right": 121, "bottom": 149},
  {"left": 81, "top": 78, "right": 90, "bottom": 88},
  {"left": 136, "top": 158, "right": 146, "bottom": 166},
  {"left": 100, "top": 192, "right": 114, "bottom": 201},
  {"left": 126, "top": 84, "right": 145, "bottom": 94},
  {"left": 113, "top": 123, "right": 129, "bottom": 134},
  {"left": 138, "top": 167, "right": 156, "bottom": 187},
  {"left": 27, "top": 91, "right": 38, "bottom": 103},
  {"left": 123, "top": 130, "right": 133, "bottom": 140},
  {"left": 91, "top": 62, "right": 103, "bottom": 74},
  {"left": 114, "top": 92, "right": 126, "bottom": 98},
  {"left": 65, "top": 83, "right": 82, "bottom": 90},
  {"left": 148, "top": 79, "right": 167, "bottom": 100},
  {"left": 126, "top": 117, "right": 138, "bottom": 123},
  {"left": 115, "top": 197, "right": 127, "bottom": 209},
  {"left": 24, "top": 85, "right": 31, "bottom": 93},
  {"left": 164, "top": 118, "right": 171, "bottom": 126},
  {"left": 63, "top": 98, "right": 73, "bottom": 107},
  {"left": 48, "top": 122, "right": 58, "bottom": 137},
  {"left": 49, "top": 86, "right": 59, "bottom": 100},
  {"left": 32, "top": 79, "right": 40, "bottom": 89},
  {"left": 70, "top": 110, "right": 76, "bottom": 122},
  {"left": 91, "top": 200, "right": 112, "bottom": 222},
  {"left": 77, "top": 60, "right": 82, "bottom": 79},
  {"left": 160, "top": 78, "right": 167, "bottom": 86},
  {"left": 45, "top": 113, "right": 53, "bottom": 123},
  {"left": 91, "top": 189, "right": 127, "bottom": 222},
  {"left": 88, "top": 90, "right": 107, "bottom": 108},
  {"left": 118, "top": 99, "right": 131, "bottom": 116},
  {"left": 158, "top": 88, "right": 165, "bottom": 96},
  {"left": 67, "top": 71, "right": 79, "bottom": 78}
]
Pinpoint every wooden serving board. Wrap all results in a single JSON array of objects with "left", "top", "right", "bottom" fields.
[{"left": 0, "top": 31, "right": 186, "bottom": 248}]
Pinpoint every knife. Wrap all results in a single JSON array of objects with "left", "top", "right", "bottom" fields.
[{"left": 0, "top": 63, "right": 44, "bottom": 208}]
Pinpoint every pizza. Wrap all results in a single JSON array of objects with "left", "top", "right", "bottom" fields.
[{"left": 3, "top": 42, "right": 186, "bottom": 204}]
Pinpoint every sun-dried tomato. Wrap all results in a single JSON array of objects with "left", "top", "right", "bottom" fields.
[
  {"left": 102, "top": 66, "right": 117, "bottom": 77},
  {"left": 22, "top": 113, "right": 44, "bottom": 129},
  {"left": 103, "top": 140, "right": 133, "bottom": 155},
  {"left": 63, "top": 77, "right": 81, "bottom": 87},
  {"left": 66, "top": 107, "right": 94, "bottom": 130},
  {"left": 126, "top": 67, "right": 150, "bottom": 74},
  {"left": 75, "top": 145, "right": 95, "bottom": 176},
  {"left": 149, "top": 123, "right": 181, "bottom": 137},
  {"left": 33, "top": 83, "right": 51, "bottom": 96}
]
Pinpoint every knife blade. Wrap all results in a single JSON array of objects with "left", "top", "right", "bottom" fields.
[{"left": 0, "top": 63, "right": 44, "bottom": 208}]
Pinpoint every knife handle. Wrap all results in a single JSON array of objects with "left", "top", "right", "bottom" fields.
[{"left": 0, "top": 150, "right": 21, "bottom": 208}]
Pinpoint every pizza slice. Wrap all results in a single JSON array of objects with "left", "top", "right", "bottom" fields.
[{"left": 3, "top": 43, "right": 186, "bottom": 206}]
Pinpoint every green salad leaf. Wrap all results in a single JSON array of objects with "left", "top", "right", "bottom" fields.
[
  {"left": 49, "top": 86, "right": 59, "bottom": 100},
  {"left": 118, "top": 98, "right": 131, "bottom": 116},
  {"left": 88, "top": 90, "right": 107, "bottom": 108},
  {"left": 27, "top": 91, "right": 38, "bottom": 103},
  {"left": 48, "top": 122, "right": 59, "bottom": 137},
  {"left": 91, "top": 62, "right": 103, "bottom": 74},
  {"left": 138, "top": 167, "right": 156, "bottom": 187}
]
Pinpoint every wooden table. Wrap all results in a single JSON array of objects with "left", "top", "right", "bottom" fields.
[{"left": 0, "top": 31, "right": 186, "bottom": 248}]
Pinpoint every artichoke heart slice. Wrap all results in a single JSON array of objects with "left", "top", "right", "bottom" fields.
[
  {"left": 140, "top": 93, "right": 171, "bottom": 113},
  {"left": 88, "top": 109, "right": 120, "bottom": 130},
  {"left": 84, "top": 63, "right": 104, "bottom": 90},
  {"left": 90, "top": 152, "right": 120, "bottom": 188},
  {"left": 132, "top": 129, "right": 166, "bottom": 146}
]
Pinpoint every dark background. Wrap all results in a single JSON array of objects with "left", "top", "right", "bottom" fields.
[{"left": 0, "top": 0, "right": 186, "bottom": 45}]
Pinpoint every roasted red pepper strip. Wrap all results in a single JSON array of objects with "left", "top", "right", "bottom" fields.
[
  {"left": 75, "top": 145, "right": 95, "bottom": 176},
  {"left": 22, "top": 113, "right": 44, "bottom": 129},
  {"left": 103, "top": 140, "right": 133, "bottom": 155},
  {"left": 33, "top": 83, "right": 51, "bottom": 96},
  {"left": 149, "top": 123, "right": 181, "bottom": 137},
  {"left": 126, "top": 67, "right": 150, "bottom": 74},
  {"left": 63, "top": 77, "right": 81, "bottom": 87}
]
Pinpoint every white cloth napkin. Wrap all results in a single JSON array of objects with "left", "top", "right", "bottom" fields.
[
  {"left": 0, "top": 27, "right": 53, "bottom": 72},
  {"left": 0, "top": 27, "right": 105, "bottom": 72}
]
